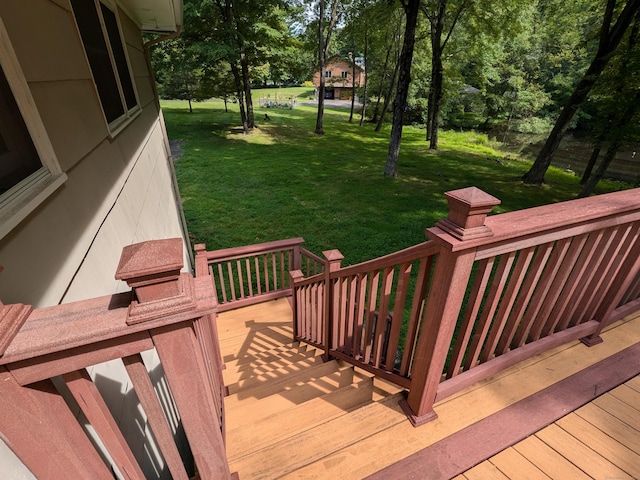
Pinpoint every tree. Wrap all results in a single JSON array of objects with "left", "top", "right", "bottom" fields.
[
  {"left": 523, "top": 0, "right": 640, "bottom": 184},
  {"left": 384, "top": 0, "right": 421, "bottom": 178},
  {"left": 422, "top": 0, "right": 469, "bottom": 150},
  {"left": 315, "top": 0, "right": 341, "bottom": 135},
  {"left": 152, "top": 38, "right": 202, "bottom": 112},
  {"left": 579, "top": 13, "right": 640, "bottom": 196}
]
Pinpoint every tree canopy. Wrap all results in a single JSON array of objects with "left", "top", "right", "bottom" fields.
[{"left": 151, "top": 0, "right": 640, "bottom": 189}]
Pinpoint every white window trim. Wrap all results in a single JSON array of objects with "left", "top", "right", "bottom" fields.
[
  {"left": 73, "top": 0, "right": 141, "bottom": 136},
  {"left": 0, "top": 17, "right": 67, "bottom": 240}
]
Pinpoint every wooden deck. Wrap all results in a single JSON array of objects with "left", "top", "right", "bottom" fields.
[
  {"left": 460, "top": 377, "right": 640, "bottom": 479},
  {"left": 218, "top": 298, "right": 640, "bottom": 479}
]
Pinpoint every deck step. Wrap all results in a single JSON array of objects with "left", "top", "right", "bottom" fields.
[
  {"left": 228, "top": 392, "right": 407, "bottom": 479},
  {"left": 224, "top": 360, "right": 354, "bottom": 416},
  {"left": 225, "top": 353, "right": 326, "bottom": 393},
  {"left": 223, "top": 343, "right": 322, "bottom": 377},
  {"left": 226, "top": 375, "right": 374, "bottom": 461}
]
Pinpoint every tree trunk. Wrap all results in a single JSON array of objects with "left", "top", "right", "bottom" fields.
[
  {"left": 240, "top": 51, "right": 255, "bottom": 128},
  {"left": 230, "top": 62, "right": 249, "bottom": 134},
  {"left": 360, "top": 28, "right": 369, "bottom": 127},
  {"left": 523, "top": 0, "right": 640, "bottom": 184},
  {"left": 384, "top": 0, "right": 420, "bottom": 177},
  {"left": 426, "top": 2, "right": 445, "bottom": 149},
  {"left": 349, "top": 54, "right": 356, "bottom": 123},
  {"left": 375, "top": 55, "right": 400, "bottom": 133},
  {"left": 578, "top": 142, "right": 620, "bottom": 197},
  {"left": 581, "top": 145, "right": 602, "bottom": 184},
  {"left": 315, "top": 0, "right": 326, "bottom": 135},
  {"left": 371, "top": 43, "right": 392, "bottom": 124},
  {"left": 427, "top": 47, "right": 444, "bottom": 149},
  {"left": 315, "top": 0, "right": 340, "bottom": 135}
]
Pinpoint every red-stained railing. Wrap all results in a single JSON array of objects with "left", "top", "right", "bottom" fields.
[
  {"left": 291, "top": 187, "right": 640, "bottom": 426},
  {"left": 292, "top": 243, "right": 440, "bottom": 387},
  {"left": 195, "top": 238, "right": 324, "bottom": 312},
  {"left": 0, "top": 239, "right": 236, "bottom": 479}
]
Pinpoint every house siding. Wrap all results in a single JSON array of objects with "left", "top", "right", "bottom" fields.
[
  {"left": 0, "top": 0, "right": 191, "bottom": 307},
  {"left": 0, "top": 1, "right": 190, "bottom": 478},
  {"left": 311, "top": 57, "right": 365, "bottom": 101}
]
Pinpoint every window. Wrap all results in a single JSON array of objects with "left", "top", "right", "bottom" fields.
[
  {"left": 0, "top": 18, "right": 66, "bottom": 239},
  {"left": 325, "top": 71, "right": 332, "bottom": 78},
  {"left": 341, "top": 71, "right": 348, "bottom": 79},
  {"left": 71, "top": 0, "right": 138, "bottom": 131}
]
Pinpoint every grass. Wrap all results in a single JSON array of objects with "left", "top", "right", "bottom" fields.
[{"left": 163, "top": 100, "right": 628, "bottom": 265}]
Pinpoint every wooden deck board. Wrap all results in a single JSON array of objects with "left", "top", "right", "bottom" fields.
[
  {"left": 512, "top": 436, "right": 590, "bottom": 479},
  {"left": 556, "top": 412, "right": 640, "bottom": 476},
  {"left": 488, "top": 448, "right": 550, "bottom": 480},
  {"left": 461, "top": 461, "right": 509, "bottom": 480},
  {"left": 535, "top": 423, "right": 629, "bottom": 478}
]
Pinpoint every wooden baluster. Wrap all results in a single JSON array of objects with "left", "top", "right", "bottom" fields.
[
  {"left": 152, "top": 322, "right": 233, "bottom": 479},
  {"left": 0, "top": 368, "right": 113, "bottom": 480},
  {"left": 123, "top": 354, "right": 190, "bottom": 480},
  {"left": 582, "top": 226, "right": 640, "bottom": 345},
  {"left": 63, "top": 369, "right": 147, "bottom": 480},
  {"left": 401, "top": 187, "right": 500, "bottom": 426}
]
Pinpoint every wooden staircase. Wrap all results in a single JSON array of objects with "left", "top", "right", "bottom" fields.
[{"left": 219, "top": 303, "right": 406, "bottom": 479}]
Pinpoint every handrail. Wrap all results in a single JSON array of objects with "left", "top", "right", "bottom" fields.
[
  {"left": 202, "top": 237, "right": 305, "bottom": 262},
  {"left": 401, "top": 187, "right": 640, "bottom": 426},
  {"left": 330, "top": 241, "right": 439, "bottom": 278},
  {"left": 195, "top": 238, "right": 325, "bottom": 312},
  {"left": 0, "top": 239, "right": 236, "bottom": 479}
]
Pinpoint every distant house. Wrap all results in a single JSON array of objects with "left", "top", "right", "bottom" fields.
[
  {"left": 312, "top": 55, "right": 365, "bottom": 101},
  {"left": 0, "top": 1, "right": 189, "bottom": 477}
]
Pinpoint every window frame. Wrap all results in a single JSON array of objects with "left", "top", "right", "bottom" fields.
[
  {"left": 0, "top": 17, "right": 67, "bottom": 240},
  {"left": 341, "top": 71, "right": 348, "bottom": 79},
  {"left": 325, "top": 70, "right": 332, "bottom": 78},
  {"left": 71, "top": 0, "right": 141, "bottom": 136}
]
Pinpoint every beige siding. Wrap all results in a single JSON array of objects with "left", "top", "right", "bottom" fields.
[
  {"left": 0, "top": 0, "right": 88, "bottom": 82},
  {"left": 0, "top": 2, "right": 190, "bottom": 476},
  {"left": 0, "top": 0, "right": 190, "bottom": 307},
  {"left": 30, "top": 80, "right": 108, "bottom": 171}
]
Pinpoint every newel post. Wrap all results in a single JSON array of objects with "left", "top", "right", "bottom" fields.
[
  {"left": 400, "top": 187, "right": 500, "bottom": 427},
  {"left": 194, "top": 243, "right": 209, "bottom": 278},
  {"left": 323, "top": 249, "right": 344, "bottom": 361},
  {"left": 115, "top": 238, "right": 197, "bottom": 325},
  {"left": 116, "top": 239, "right": 235, "bottom": 479}
]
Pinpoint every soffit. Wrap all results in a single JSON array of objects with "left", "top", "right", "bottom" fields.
[{"left": 118, "top": 0, "right": 182, "bottom": 32}]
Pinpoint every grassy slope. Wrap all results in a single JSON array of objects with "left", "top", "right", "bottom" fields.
[{"left": 163, "top": 100, "right": 627, "bottom": 264}]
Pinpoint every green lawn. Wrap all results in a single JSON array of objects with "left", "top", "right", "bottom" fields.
[{"left": 163, "top": 100, "right": 627, "bottom": 264}]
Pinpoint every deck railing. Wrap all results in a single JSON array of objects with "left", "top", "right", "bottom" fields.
[
  {"left": 291, "top": 187, "right": 640, "bottom": 426},
  {"left": 0, "top": 239, "right": 236, "bottom": 479},
  {"left": 292, "top": 243, "right": 440, "bottom": 386},
  {"left": 195, "top": 238, "right": 324, "bottom": 312}
]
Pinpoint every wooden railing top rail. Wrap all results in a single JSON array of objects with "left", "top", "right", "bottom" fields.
[
  {"left": 0, "top": 274, "right": 216, "bottom": 366},
  {"left": 437, "top": 188, "right": 640, "bottom": 254},
  {"left": 198, "top": 237, "right": 305, "bottom": 262},
  {"left": 300, "top": 246, "right": 325, "bottom": 265},
  {"left": 329, "top": 241, "right": 440, "bottom": 278}
]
